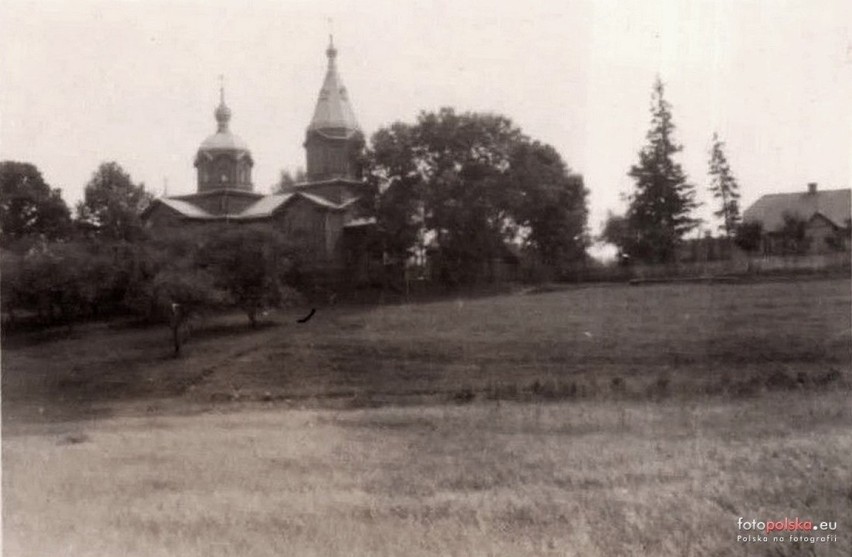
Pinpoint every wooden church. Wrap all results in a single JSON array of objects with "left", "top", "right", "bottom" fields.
[{"left": 142, "top": 38, "right": 377, "bottom": 281}]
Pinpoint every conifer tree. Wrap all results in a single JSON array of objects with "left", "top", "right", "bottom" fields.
[
  {"left": 624, "top": 77, "right": 698, "bottom": 263},
  {"left": 707, "top": 132, "right": 741, "bottom": 237}
]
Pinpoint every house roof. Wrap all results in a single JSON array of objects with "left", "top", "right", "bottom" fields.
[{"left": 743, "top": 188, "right": 851, "bottom": 231}]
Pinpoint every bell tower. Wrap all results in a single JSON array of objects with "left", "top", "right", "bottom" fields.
[{"left": 304, "top": 36, "right": 364, "bottom": 182}]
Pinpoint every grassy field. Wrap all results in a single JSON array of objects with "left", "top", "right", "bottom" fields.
[{"left": 3, "top": 278, "right": 851, "bottom": 556}]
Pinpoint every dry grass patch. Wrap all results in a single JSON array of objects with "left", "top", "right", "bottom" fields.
[{"left": 4, "top": 391, "right": 850, "bottom": 556}]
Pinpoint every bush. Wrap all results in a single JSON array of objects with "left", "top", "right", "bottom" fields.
[
  {"left": 1, "top": 242, "right": 124, "bottom": 325},
  {"left": 1, "top": 224, "right": 306, "bottom": 346},
  {"left": 734, "top": 221, "right": 763, "bottom": 253}
]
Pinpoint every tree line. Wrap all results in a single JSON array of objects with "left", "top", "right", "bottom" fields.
[
  {"left": 1, "top": 222, "right": 304, "bottom": 352},
  {"left": 3, "top": 77, "right": 805, "bottom": 337}
]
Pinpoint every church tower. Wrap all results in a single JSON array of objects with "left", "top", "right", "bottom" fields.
[
  {"left": 303, "top": 37, "right": 365, "bottom": 184},
  {"left": 194, "top": 84, "right": 254, "bottom": 193}
]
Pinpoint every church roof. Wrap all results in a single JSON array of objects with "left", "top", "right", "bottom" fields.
[
  {"left": 151, "top": 198, "right": 215, "bottom": 219},
  {"left": 235, "top": 192, "right": 355, "bottom": 219},
  {"left": 199, "top": 132, "right": 250, "bottom": 152},
  {"left": 308, "top": 36, "right": 360, "bottom": 133},
  {"left": 237, "top": 194, "right": 294, "bottom": 218},
  {"left": 298, "top": 191, "right": 349, "bottom": 209},
  {"left": 743, "top": 186, "right": 851, "bottom": 231}
]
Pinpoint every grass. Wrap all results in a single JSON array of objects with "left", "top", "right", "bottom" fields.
[
  {"left": 4, "top": 394, "right": 850, "bottom": 556},
  {"left": 3, "top": 279, "right": 850, "bottom": 419},
  {"left": 2, "top": 278, "right": 851, "bottom": 555}
]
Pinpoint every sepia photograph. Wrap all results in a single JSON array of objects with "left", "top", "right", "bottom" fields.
[{"left": 0, "top": 0, "right": 849, "bottom": 555}]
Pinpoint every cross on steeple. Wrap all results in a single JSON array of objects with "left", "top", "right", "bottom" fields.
[{"left": 214, "top": 74, "right": 231, "bottom": 132}]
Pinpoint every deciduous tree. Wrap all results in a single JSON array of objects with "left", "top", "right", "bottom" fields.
[
  {"left": 505, "top": 141, "right": 588, "bottom": 266},
  {"left": 734, "top": 221, "right": 763, "bottom": 253},
  {"left": 77, "top": 162, "right": 153, "bottom": 241},
  {"left": 0, "top": 161, "right": 71, "bottom": 244},
  {"left": 198, "top": 226, "right": 302, "bottom": 327},
  {"left": 274, "top": 168, "right": 307, "bottom": 193},
  {"left": 366, "top": 108, "right": 588, "bottom": 283}
]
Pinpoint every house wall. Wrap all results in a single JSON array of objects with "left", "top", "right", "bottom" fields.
[{"left": 805, "top": 218, "right": 840, "bottom": 254}]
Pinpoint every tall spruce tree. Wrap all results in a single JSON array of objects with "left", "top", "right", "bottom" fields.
[
  {"left": 707, "top": 132, "right": 741, "bottom": 237},
  {"left": 624, "top": 77, "right": 698, "bottom": 263}
]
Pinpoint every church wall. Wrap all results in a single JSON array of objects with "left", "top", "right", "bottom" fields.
[
  {"left": 325, "top": 211, "right": 345, "bottom": 262},
  {"left": 197, "top": 153, "right": 253, "bottom": 192},
  {"left": 143, "top": 204, "right": 191, "bottom": 229},
  {"left": 305, "top": 133, "right": 364, "bottom": 183},
  {"left": 306, "top": 137, "right": 346, "bottom": 181},
  {"left": 271, "top": 198, "right": 329, "bottom": 263}
]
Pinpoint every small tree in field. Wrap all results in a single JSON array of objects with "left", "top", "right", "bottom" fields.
[
  {"left": 707, "top": 133, "right": 741, "bottom": 238},
  {"left": 152, "top": 266, "right": 226, "bottom": 356},
  {"left": 199, "top": 226, "right": 302, "bottom": 327}
]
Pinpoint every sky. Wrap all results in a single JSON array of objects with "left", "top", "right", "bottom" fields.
[{"left": 1, "top": 0, "right": 850, "bottom": 248}]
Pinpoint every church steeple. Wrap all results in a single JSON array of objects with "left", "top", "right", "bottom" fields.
[
  {"left": 304, "top": 37, "right": 364, "bottom": 185},
  {"left": 308, "top": 35, "right": 360, "bottom": 134}
]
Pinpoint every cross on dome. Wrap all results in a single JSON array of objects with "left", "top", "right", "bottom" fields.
[{"left": 214, "top": 75, "right": 232, "bottom": 132}]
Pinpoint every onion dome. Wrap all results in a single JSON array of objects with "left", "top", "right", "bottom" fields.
[{"left": 198, "top": 84, "right": 250, "bottom": 153}]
